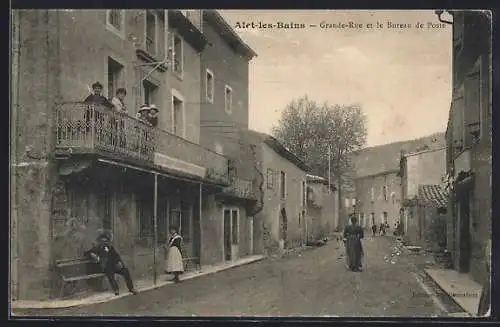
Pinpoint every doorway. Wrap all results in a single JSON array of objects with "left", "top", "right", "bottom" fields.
[
  {"left": 458, "top": 191, "right": 471, "bottom": 273},
  {"left": 223, "top": 208, "right": 239, "bottom": 261},
  {"left": 248, "top": 216, "right": 254, "bottom": 255},
  {"left": 280, "top": 208, "right": 288, "bottom": 249}
]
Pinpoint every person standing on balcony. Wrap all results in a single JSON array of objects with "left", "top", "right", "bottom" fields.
[
  {"left": 147, "top": 104, "right": 159, "bottom": 128},
  {"left": 83, "top": 82, "right": 113, "bottom": 141},
  {"left": 111, "top": 88, "right": 128, "bottom": 148},
  {"left": 135, "top": 105, "right": 152, "bottom": 155},
  {"left": 84, "top": 81, "right": 113, "bottom": 109},
  {"left": 164, "top": 226, "right": 184, "bottom": 283}
]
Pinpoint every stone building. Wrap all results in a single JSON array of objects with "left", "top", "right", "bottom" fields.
[
  {"left": 399, "top": 147, "right": 447, "bottom": 245},
  {"left": 305, "top": 174, "right": 338, "bottom": 241},
  {"left": 10, "top": 9, "right": 234, "bottom": 301},
  {"left": 196, "top": 10, "right": 259, "bottom": 265},
  {"left": 353, "top": 133, "right": 445, "bottom": 233},
  {"left": 245, "top": 131, "right": 310, "bottom": 253},
  {"left": 441, "top": 10, "right": 491, "bottom": 285}
]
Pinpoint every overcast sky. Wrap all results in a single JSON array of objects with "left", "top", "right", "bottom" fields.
[{"left": 220, "top": 10, "right": 452, "bottom": 147}]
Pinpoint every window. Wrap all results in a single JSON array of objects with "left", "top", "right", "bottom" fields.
[
  {"left": 172, "top": 34, "right": 183, "bottom": 76},
  {"left": 280, "top": 171, "right": 286, "bottom": 199},
  {"left": 231, "top": 210, "right": 239, "bottom": 244},
  {"left": 344, "top": 198, "right": 350, "bottom": 208},
  {"left": 145, "top": 10, "right": 158, "bottom": 55},
  {"left": 206, "top": 69, "right": 214, "bottom": 103},
  {"left": 370, "top": 187, "right": 374, "bottom": 202},
  {"left": 107, "top": 57, "right": 124, "bottom": 99},
  {"left": 464, "top": 57, "right": 482, "bottom": 143},
  {"left": 302, "top": 181, "right": 306, "bottom": 206},
  {"left": 143, "top": 80, "right": 158, "bottom": 106},
  {"left": 371, "top": 212, "right": 375, "bottom": 225},
  {"left": 225, "top": 85, "right": 233, "bottom": 114},
  {"left": 172, "top": 90, "right": 184, "bottom": 137},
  {"left": 383, "top": 185, "right": 388, "bottom": 201},
  {"left": 266, "top": 169, "right": 274, "bottom": 189},
  {"left": 106, "top": 10, "right": 125, "bottom": 35},
  {"left": 383, "top": 212, "right": 388, "bottom": 224}
]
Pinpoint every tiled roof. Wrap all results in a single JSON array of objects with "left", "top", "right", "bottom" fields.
[
  {"left": 418, "top": 184, "right": 448, "bottom": 208},
  {"left": 352, "top": 132, "right": 446, "bottom": 178},
  {"left": 245, "top": 130, "right": 311, "bottom": 172}
]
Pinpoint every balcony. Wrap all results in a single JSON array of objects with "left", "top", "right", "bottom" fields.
[
  {"left": 453, "top": 148, "right": 472, "bottom": 179},
  {"left": 222, "top": 177, "right": 256, "bottom": 200},
  {"left": 55, "top": 102, "right": 229, "bottom": 185}
]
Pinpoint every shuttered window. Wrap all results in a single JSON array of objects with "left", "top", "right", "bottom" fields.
[
  {"left": 464, "top": 57, "right": 481, "bottom": 144},
  {"left": 451, "top": 87, "right": 465, "bottom": 154}
]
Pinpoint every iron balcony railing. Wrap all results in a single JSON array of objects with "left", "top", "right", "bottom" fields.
[
  {"left": 222, "top": 177, "right": 256, "bottom": 200},
  {"left": 55, "top": 102, "right": 229, "bottom": 184}
]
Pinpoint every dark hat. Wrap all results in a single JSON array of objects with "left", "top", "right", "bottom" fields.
[
  {"left": 138, "top": 104, "right": 150, "bottom": 113},
  {"left": 149, "top": 104, "right": 159, "bottom": 113},
  {"left": 96, "top": 229, "right": 113, "bottom": 242},
  {"left": 91, "top": 81, "right": 103, "bottom": 89},
  {"left": 116, "top": 88, "right": 127, "bottom": 95}
]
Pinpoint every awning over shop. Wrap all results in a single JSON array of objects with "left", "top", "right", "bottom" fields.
[{"left": 417, "top": 184, "right": 448, "bottom": 208}]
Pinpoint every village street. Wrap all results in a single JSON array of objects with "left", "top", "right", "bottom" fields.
[{"left": 15, "top": 236, "right": 449, "bottom": 317}]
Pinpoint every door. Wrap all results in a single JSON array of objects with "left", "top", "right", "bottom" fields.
[
  {"left": 280, "top": 208, "right": 288, "bottom": 249},
  {"left": 248, "top": 216, "right": 254, "bottom": 255},
  {"left": 223, "top": 209, "right": 231, "bottom": 261},
  {"left": 458, "top": 192, "right": 471, "bottom": 273}
]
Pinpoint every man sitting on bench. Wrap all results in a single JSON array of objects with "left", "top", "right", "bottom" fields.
[{"left": 85, "top": 230, "right": 137, "bottom": 296}]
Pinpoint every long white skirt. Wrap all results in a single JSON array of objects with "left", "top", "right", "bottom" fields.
[{"left": 165, "top": 246, "right": 184, "bottom": 273}]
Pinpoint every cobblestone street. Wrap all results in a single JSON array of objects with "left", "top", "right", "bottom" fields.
[{"left": 15, "top": 236, "right": 445, "bottom": 317}]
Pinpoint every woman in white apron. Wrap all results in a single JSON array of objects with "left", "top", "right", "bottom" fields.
[{"left": 164, "top": 226, "right": 184, "bottom": 283}]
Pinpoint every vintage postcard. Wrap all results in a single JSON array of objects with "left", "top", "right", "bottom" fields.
[{"left": 10, "top": 9, "right": 492, "bottom": 319}]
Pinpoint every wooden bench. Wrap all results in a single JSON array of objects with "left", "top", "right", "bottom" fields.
[
  {"left": 183, "top": 257, "right": 201, "bottom": 271},
  {"left": 55, "top": 257, "right": 105, "bottom": 298}
]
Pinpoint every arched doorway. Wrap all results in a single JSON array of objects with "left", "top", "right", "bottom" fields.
[{"left": 279, "top": 208, "right": 288, "bottom": 249}]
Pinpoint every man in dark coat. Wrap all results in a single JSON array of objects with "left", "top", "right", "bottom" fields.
[
  {"left": 84, "top": 81, "right": 113, "bottom": 109},
  {"left": 344, "top": 215, "right": 364, "bottom": 272},
  {"left": 85, "top": 230, "right": 137, "bottom": 296}
]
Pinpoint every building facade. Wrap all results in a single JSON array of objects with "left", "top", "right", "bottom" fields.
[
  {"left": 353, "top": 133, "right": 446, "bottom": 233},
  {"left": 10, "top": 9, "right": 231, "bottom": 301},
  {"left": 306, "top": 175, "right": 338, "bottom": 241},
  {"left": 245, "top": 131, "right": 309, "bottom": 253},
  {"left": 443, "top": 10, "right": 491, "bottom": 285},
  {"left": 399, "top": 148, "right": 447, "bottom": 244},
  {"left": 196, "top": 10, "right": 259, "bottom": 265}
]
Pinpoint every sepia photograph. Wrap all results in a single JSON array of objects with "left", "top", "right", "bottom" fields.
[{"left": 10, "top": 8, "right": 492, "bottom": 318}]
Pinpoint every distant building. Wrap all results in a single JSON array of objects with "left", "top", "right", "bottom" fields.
[
  {"left": 444, "top": 10, "right": 491, "bottom": 285},
  {"left": 246, "top": 131, "right": 309, "bottom": 253},
  {"left": 353, "top": 133, "right": 446, "bottom": 232},
  {"left": 306, "top": 174, "right": 338, "bottom": 241},
  {"left": 399, "top": 147, "right": 447, "bottom": 245}
]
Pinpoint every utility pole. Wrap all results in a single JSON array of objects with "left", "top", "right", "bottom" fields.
[{"left": 327, "top": 145, "right": 331, "bottom": 195}]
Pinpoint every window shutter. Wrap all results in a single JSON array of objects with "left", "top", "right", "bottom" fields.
[
  {"left": 452, "top": 87, "right": 465, "bottom": 153},
  {"left": 464, "top": 57, "right": 481, "bottom": 144}
]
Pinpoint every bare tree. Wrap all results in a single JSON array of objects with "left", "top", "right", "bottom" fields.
[{"left": 272, "top": 96, "right": 367, "bottom": 229}]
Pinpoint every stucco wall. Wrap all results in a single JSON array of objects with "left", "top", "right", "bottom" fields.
[
  {"left": 405, "top": 149, "right": 446, "bottom": 199},
  {"left": 355, "top": 172, "right": 401, "bottom": 231},
  {"left": 260, "top": 143, "right": 307, "bottom": 250}
]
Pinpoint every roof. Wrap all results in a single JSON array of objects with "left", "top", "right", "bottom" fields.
[
  {"left": 352, "top": 132, "right": 446, "bottom": 178},
  {"left": 417, "top": 184, "right": 448, "bottom": 208},
  {"left": 203, "top": 10, "right": 258, "bottom": 60},
  {"left": 403, "top": 147, "right": 446, "bottom": 158},
  {"left": 245, "top": 130, "right": 311, "bottom": 172}
]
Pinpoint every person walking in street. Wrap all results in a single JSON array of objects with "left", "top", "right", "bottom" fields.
[
  {"left": 372, "top": 223, "right": 377, "bottom": 236},
  {"left": 343, "top": 214, "right": 364, "bottom": 272},
  {"left": 379, "top": 222, "right": 386, "bottom": 236},
  {"left": 164, "top": 225, "right": 184, "bottom": 283},
  {"left": 85, "top": 230, "right": 137, "bottom": 296}
]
